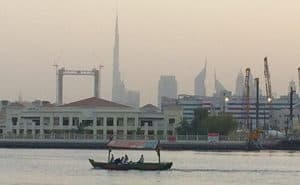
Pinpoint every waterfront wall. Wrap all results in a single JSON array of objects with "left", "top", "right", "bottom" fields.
[
  {"left": 0, "top": 134, "right": 299, "bottom": 150},
  {"left": 0, "top": 133, "right": 249, "bottom": 150},
  {"left": 0, "top": 139, "right": 248, "bottom": 150}
]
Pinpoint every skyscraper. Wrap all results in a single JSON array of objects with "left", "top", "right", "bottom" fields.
[
  {"left": 111, "top": 14, "right": 140, "bottom": 107},
  {"left": 235, "top": 69, "right": 244, "bottom": 96},
  {"left": 112, "top": 14, "right": 123, "bottom": 104},
  {"left": 158, "top": 75, "right": 178, "bottom": 108},
  {"left": 249, "top": 71, "right": 256, "bottom": 97},
  {"left": 194, "top": 61, "right": 207, "bottom": 96},
  {"left": 127, "top": 90, "right": 140, "bottom": 108},
  {"left": 214, "top": 70, "right": 231, "bottom": 97}
]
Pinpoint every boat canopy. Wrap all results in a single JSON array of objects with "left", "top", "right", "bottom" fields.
[{"left": 107, "top": 140, "right": 159, "bottom": 149}]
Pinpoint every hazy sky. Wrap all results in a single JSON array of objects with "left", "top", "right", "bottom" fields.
[{"left": 0, "top": 0, "right": 299, "bottom": 105}]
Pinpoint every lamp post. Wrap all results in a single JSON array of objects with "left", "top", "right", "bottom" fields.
[
  {"left": 288, "top": 87, "right": 296, "bottom": 135},
  {"left": 263, "top": 103, "right": 266, "bottom": 130},
  {"left": 255, "top": 78, "right": 259, "bottom": 129},
  {"left": 267, "top": 97, "right": 272, "bottom": 130},
  {"left": 223, "top": 91, "right": 229, "bottom": 114}
]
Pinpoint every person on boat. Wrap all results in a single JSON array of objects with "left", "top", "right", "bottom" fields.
[
  {"left": 114, "top": 157, "right": 121, "bottom": 164},
  {"left": 137, "top": 154, "right": 144, "bottom": 163},
  {"left": 124, "top": 154, "right": 129, "bottom": 163},
  {"left": 120, "top": 156, "right": 125, "bottom": 164},
  {"left": 110, "top": 154, "right": 114, "bottom": 163}
]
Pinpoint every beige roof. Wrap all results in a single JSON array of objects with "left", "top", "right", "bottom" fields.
[
  {"left": 60, "top": 97, "right": 129, "bottom": 108},
  {"left": 140, "top": 104, "right": 160, "bottom": 113}
]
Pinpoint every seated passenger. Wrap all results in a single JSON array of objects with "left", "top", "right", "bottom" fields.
[
  {"left": 120, "top": 156, "right": 125, "bottom": 164},
  {"left": 124, "top": 154, "right": 129, "bottom": 163},
  {"left": 110, "top": 154, "right": 114, "bottom": 163},
  {"left": 114, "top": 158, "right": 121, "bottom": 164},
  {"left": 137, "top": 154, "right": 144, "bottom": 163}
]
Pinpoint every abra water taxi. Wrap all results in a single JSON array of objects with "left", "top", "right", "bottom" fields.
[{"left": 89, "top": 140, "right": 172, "bottom": 171}]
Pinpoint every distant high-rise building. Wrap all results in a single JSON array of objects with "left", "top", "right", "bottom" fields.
[
  {"left": 194, "top": 61, "right": 207, "bottom": 96},
  {"left": 235, "top": 69, "right": 244, "bottom": 96},
  {"left": 112, "top": 14, "right": 124, "bottom": 104},
  {"left": 249, "top": 71, "right": 256, "bottom": 97},
  {"left": 234, "top": 69, "right": 256, "bottom": 97},
  {"left": 158, "top": 75, "right": 177, "bottom": 108},
  {"left": 160, "top": 96, "right": 178, "bottom": 111},
  {"left": 111, "top": 13, "right": 140, "bottom": 107},
  {"left": 126, "top": 91, "right": 140, "bottom": 108},
  {"left": 214, "top": 70, "right": 231, "bottom": 97}
]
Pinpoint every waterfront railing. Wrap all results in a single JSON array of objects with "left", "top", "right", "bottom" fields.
[{"left": 0, "top": 134, "right": 247, "bottom": 142}]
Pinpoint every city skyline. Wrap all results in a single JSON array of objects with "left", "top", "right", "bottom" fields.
[
  {"left": 0, "top": 1, "right": 300, "bottom": 105},
  {"left": 1, "top": 2, "right": 300, "bottom": 185}
]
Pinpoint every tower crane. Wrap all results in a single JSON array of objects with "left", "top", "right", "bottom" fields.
[
  {"left": 264, "top": 57, "right": 273, "bottom": 130},
  {"left": 264, "top": 57, "right": 273, "bottom": 102}
]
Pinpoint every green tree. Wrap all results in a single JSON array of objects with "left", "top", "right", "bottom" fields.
[
  {"left": 191, "top": 108, "right": 209, "bottom": 134},
  {"left": 176, "top": 118, "right": 193, "bottom": 135},
  {"left": 176, "top": 108, "right": 238, "bottom": 135},
  {"left": 176, "top": 108, "right": 209, "bottom": 135},
  {"left": 203, "top": 114, "right": 238, "bottom": 135}
]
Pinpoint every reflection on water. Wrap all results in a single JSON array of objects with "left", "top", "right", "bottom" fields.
[{"left": 0, "top": 149, "right": 300, "bottom": 185}]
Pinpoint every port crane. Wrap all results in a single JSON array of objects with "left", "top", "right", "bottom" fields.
[{"left": 264, "top": 57, "right": 273, "bottom": 130}]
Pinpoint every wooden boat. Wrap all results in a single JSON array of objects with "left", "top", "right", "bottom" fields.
[
  {"left": 89, "top": 159, "right": 172, "bottom": 171},
  {"left": 89, "top": 140, "right": 173, "bottom": 171}
]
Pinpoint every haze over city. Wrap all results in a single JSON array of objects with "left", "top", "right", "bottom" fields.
[
  {"left": 2, "top": 1, "right": 300, "bottom": 185},
  {"left": 0, "top": 0, "right": 299, "bottom": 105}
]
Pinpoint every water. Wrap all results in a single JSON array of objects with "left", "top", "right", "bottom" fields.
[{"left": 0, "top": 149, "right": 300, "bottom": 185}]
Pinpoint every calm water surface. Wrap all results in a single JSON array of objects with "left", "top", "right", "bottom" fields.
[{"left": 0, "top": 149, "right": 300, "bottom": 185}]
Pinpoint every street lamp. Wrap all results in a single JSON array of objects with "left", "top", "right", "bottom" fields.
[
  {"left": 223, "top": 93, "right": 229, "bottom": 114},
  {"left": 267, "top": 96, "right": 272, "bottom": 130},
  {"left": 267, "top": 97, "right": 272, "bottom": 103},
  {"left": 288, "top": 87, "right": 296, "bottom": 135}
]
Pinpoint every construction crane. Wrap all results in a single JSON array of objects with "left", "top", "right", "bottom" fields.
[
  {"left": 264, "top": 57, "right": 273, "bottom": 130},
  {"left": 264, "top": 57, "right": 273, "bottom": 102},
  {"left": 242, "top": 68, "right": 263, "bottom": 146},
  {"left": 244, "top": 68, "right": 251, "bottom": 131}
]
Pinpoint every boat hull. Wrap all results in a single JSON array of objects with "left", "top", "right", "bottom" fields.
[{"left": 89, "top": 159, "right": 172, "bottom": 171}]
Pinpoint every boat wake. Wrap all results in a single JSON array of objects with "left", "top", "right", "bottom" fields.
[{"left": 171, "top": 168, "right": 300, "bottom": 173}]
